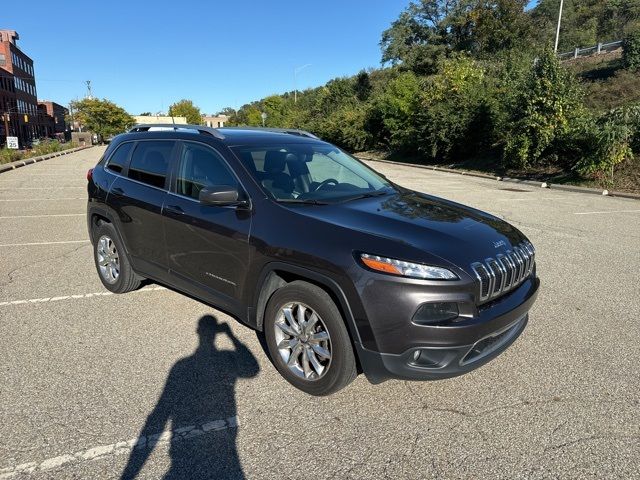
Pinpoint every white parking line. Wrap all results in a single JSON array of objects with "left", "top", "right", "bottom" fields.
[
  {"left": 0, "top": 213, "right": 84, "bottom": 219},
  {"left": 573, "top": 209, "right": 640, "bottom": 215},
  {"left": 0, "top": 197, "right": 85, "bottom": 202},
  {"left": 0, "top": 187, "right": 84, "bottom": 190},
  {"left": 0, "top": 286, "right": 166, "bottom": 307},
  {"left": 0, "top": 416, "right": 238, "bottom": 479},
  {"left": 0, "top": 240, "right": 89, "bottom": 247}
]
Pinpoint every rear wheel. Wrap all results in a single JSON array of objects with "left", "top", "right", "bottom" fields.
[
  {"left": 92, "top": 222, "right": 141, "bottom": 293},
  {"left": 264, "top": 281, "right": 357, "bottom": 395}
]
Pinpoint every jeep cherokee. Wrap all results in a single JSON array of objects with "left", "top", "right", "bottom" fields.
[{"left": 87, "top": 124, "right": 540, "bottom": 396}]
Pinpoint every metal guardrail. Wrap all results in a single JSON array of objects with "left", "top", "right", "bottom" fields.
[{"left": 558, "top": 40, "right": 623, "bottom": 60}]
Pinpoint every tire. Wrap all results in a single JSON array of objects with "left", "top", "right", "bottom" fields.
[
  {"left": 92, "top": 222, "right": 142, "bottom": 294},
  {"left": 264, "top": 281, "right": 357, "bottom": 396}
]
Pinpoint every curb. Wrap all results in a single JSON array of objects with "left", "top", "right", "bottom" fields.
[
  {"left": 356, "top": 156, "right": 500, "bottom": 180},
  {"left": 357, "top": 156, "right": 639, "bottom": 200},
  {"left": 0, "top": 146, "right": 93, "bottom": 174}
]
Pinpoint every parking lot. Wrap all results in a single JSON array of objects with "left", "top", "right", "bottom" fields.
[{"left": 1, "top": 146, "right": 639, "bottom": 479}]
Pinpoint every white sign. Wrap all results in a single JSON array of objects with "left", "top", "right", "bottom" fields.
[{"left": 6, "top": 136, "right": 19, "bottom": 149}]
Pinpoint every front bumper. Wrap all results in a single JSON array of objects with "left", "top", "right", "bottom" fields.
[{"left": 356, "top": 276, "right": 539, "bottom": 383}]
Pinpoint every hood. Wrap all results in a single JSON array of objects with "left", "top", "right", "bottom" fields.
[{"left": 290, "top": 190, "right": 527, "bottom": 269}]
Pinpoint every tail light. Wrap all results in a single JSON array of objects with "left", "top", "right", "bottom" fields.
[{"left": 87, "top": 168, "right": 93, "bottom": 182}]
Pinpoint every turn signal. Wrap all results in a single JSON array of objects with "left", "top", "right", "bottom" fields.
[{"left": 359, "top": 253, "right": 458, "bottom": 280}]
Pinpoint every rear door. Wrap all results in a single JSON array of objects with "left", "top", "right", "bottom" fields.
[
  {"left": 108, "top": 139, "right": 177, "bottom": 277},
  {"left": 163, "top": 140, "right": 252, "bottom": 314}
]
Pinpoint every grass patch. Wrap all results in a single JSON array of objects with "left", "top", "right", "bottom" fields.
[
  {"left": 0, "top": 140, "right": 79, "bottom": 165},
  {"left": 566, "top": 52, "right": 640, "bottom": 112}
]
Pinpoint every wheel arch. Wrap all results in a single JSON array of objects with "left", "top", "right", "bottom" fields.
[
  {"left": 87, "top": 205, "right": 130, "bottom": 255},
  {"left": 252, "top": 263, "right": 363, "bottom": 350}
]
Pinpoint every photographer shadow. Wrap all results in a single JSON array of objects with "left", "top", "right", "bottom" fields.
[{"left": 121, "top": 314, "right": 259, "bottom": 479}]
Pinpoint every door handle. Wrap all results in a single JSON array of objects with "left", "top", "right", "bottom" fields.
[
  {"left": 110, "top": 187, "right": 124, "bottom": 196},
  {"left": 165, "top": 205, "right": 185, "bottom": 215}
]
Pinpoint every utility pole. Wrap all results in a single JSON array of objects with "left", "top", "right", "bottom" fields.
[
  {"left": 554, "top": 0, "right": 564, "bottom": 52},
  {"left": 2, "top": 113, "right": 9, "bottom": 139},
  {"left": 294, "top": 64, "right": 311, "bottom": 104}
]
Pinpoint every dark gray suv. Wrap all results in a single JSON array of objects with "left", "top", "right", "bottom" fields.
[{"left": 87, "top": 124, "right": 540, "bottom": 395}]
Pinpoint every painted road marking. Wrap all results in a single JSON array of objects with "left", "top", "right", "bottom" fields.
[
  {"left": 0, "top": 416, "right": 238, "bottom": 479},
  {"left": 0, "top": 213, "right": 85, "bottom": 219},
  {"left": 573, "top": 209, "right": 640, "bottom": 215},
  {"left": 0, "top": 187, "right": 84, "bottom": 190},
  {"left": 0, "top": 197, "right": 85, "bottom": 202},
  {"left": 0, "top": 286, "right": 166, "bottom": 307},
  {"left": 0, "top": 240, "right": 89, "bottom": 247}
]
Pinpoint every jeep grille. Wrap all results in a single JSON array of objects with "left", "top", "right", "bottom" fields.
[{"left": 471, "top": 242, "right": 535, "bottom": 303}]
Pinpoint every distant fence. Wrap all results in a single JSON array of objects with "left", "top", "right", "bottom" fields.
[{"left": 558, "top": 40, "right": 623, "bottom": 60}]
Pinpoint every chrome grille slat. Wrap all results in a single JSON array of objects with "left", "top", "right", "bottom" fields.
[{"left": 472, "top": 242, "right": 535, "bottom": 302}]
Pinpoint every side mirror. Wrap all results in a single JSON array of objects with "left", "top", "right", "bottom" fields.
[{"left": 199, "top": 185, "right": 247, "bottom": 207}]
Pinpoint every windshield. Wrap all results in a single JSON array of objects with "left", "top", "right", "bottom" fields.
[{"left": 232, "top": 143, "right": 393, "bottom": 202}]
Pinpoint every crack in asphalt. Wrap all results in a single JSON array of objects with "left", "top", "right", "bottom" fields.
[{"left": 0, "top": 243, "right": 90, "bottom": 289}]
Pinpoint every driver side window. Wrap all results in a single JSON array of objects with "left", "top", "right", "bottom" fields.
[
  {"left": 176, "top": 143, "right": 237, "bottom": 200},
  {"left": 308, "top": 153, "right": 368, "bottom": 188}
]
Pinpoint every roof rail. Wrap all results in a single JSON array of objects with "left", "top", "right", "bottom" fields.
[
  {"left": 220, "top": 126, "right": 319, "bottom": 139},
  {"left": 128, "top": 123, "right": 225, "bottom": 140}
]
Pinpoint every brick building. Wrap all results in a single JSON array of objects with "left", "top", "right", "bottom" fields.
[
  {"left": 0, "top": 30, "right": 40, "bottom": 148},
  {"left": 38, "top": 100, "right": 68, "bottom": 139}
]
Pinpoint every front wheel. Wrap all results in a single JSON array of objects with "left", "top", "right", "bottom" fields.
[{"left": 264, "top": 281, "right": 357, "bottom": 396}]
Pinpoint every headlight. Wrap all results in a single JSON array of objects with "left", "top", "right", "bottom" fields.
[{"left": 359, "top": 253, "right": 458, "bottom": 280}]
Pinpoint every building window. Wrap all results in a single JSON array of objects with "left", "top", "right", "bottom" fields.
[{"left": 0, "top": 54, "right": 5, "bottom": 66}]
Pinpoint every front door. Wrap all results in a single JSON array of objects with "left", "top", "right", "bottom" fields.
[{"left": 163, "top": 141, "right": 252, "bottom": 313}]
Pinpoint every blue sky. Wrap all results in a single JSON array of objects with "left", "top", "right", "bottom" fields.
[
  {"left": 4, "top": 1, "right": 405, "bottom": 115},
  {"left": 6, "top": 1, "right": 541, "bottom": 115}
]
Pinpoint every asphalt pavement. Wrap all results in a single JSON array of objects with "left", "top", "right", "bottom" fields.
[{"left": 0, "top": 146, "right": 638, "bottom": 479}]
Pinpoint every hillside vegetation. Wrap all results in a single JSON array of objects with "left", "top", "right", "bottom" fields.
[{"left": 226, "top": 1, "right": 640, "bottom": 191}]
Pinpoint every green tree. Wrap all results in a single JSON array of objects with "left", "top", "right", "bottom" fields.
[
  {"left": 168, "top": 99, "right": 202, "bottom": 124},
  {"left": 504, "top": 49, "right": 584, "bottom": 167},
  {"left": 416, "top": 55, "right": 497, "bottom": 159},
  {"left": 217, "top": 107, "right": 237, "bottom": 117},
  {"left": 70, "top": 98, "right": 134, "bottom": 142},
  {"left": 380, "top": 0, "right": 531, "bottom": 73},
  {"left": 623, "top": 29, "right": 640, "bottom": 70},
  {"left": 368, "top": 71, "right": 422, "bottom": 151},
  {"left": 531, "top": 0, "right": 640, "bottom": 51}
]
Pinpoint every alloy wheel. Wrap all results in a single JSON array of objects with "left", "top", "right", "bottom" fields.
[
  {"left": 274, "top": 302, "right": 332, "bottom": 380},
  {"left": 97, "top": 235, "right": 120, "bottom": 284}
]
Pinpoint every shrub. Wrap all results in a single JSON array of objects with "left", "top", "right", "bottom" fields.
[
  {"left": 574, "top": 107, "right": 637, "bottom": 185},
  {"left": 367, "top": 71, "right": 422, "bottom": 152},
  {"left": 416, "top": 55, "right": 495, "bottom": 160},
  {"left": 0, "top": 148, "right": 22, "bottom": 164},
  {"left": 623, "top": 30, "right": 640, "bottom": 71},
  {"left": 504, "top": 49, "right": 584, "bottom": 168}
]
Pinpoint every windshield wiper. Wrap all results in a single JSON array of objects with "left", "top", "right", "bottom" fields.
[
  {"left": 340, "top": 190, "right": 392, "bottom": 202},
  {"left": 276, "top": 198, "right": 330, "bottom": 205}
]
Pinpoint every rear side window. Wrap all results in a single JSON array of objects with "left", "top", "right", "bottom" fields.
[
  {"left": 127, "top": 141, "right": 175, "bottom": 189},
  {"left": 105, "top": 142, "right": 133, "bottom": 174},
  {"left": 176, "top": 142, "right": 237, "bottom": 200}
]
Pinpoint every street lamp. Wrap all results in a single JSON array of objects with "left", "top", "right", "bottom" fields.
[
  {"left": 294, "top": 64, "right": 311, "bottom": 104},
  {"left": 554, "top": 0, "right": 564, "bottom": 52}
]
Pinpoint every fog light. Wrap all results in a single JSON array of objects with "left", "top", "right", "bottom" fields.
[{"left": 412, "top": 302, "right": 459, "bottom": 325}]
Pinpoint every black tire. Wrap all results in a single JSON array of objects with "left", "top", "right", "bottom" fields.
[
  {"left": 92, "top": 222, "right": 142, "bottom": 293},
  {"left": 264, "top": 281, "right": 357, "bottom": 396}
]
